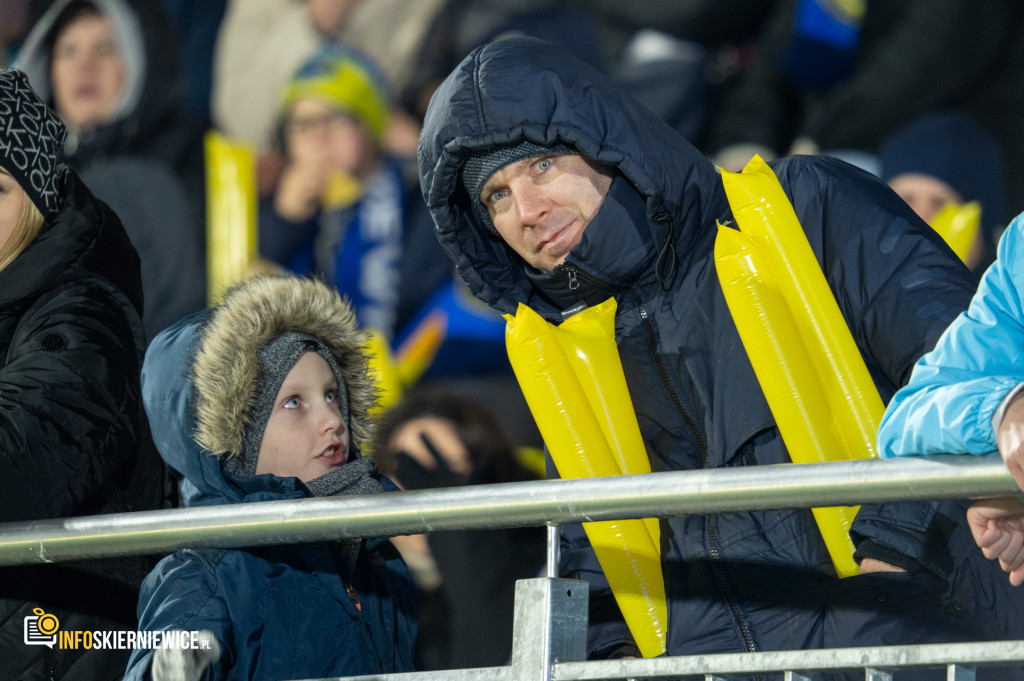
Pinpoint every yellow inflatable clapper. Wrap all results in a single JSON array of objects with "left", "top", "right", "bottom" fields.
[
  {"left": 505, "top": 300, "right": 666, "bottom": 657},
  {"left": 716, "top": 155, "right": 885, "bottom": 578}
]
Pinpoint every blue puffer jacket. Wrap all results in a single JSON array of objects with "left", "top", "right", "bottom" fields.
[
  {"left": 878, "top": 213, "right": 1024, "bottom": 457},
  {"left": 123, "top": 313, "right": 419, "bottom": 680},
  {"left": 418, "top": 36, "right": 1024, "bottom": 668}
]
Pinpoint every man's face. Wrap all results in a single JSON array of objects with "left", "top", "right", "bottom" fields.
[
  {"left": 888, "top": 172, "right": 962, "bottom": 225},
  {"left": 50, "top": 12, "right": 126, "bottom": 130},
  {"left": 0, "top": 167, "right": 27, "bottom": 253},
  {"left": 256, "top": 351, "right": 350, "bottom": 482},
  {"left": 479, "top": 153, "right": 614, "bottom": 271}
]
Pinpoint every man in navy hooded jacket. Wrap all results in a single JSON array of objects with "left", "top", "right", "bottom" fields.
[{"left": 417, "top": 36, "right": 1024, "bottom": 675}]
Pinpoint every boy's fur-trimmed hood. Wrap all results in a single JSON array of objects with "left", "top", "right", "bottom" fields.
[{"left": 192, "top": 275, "right": 377, "bottom": 461}]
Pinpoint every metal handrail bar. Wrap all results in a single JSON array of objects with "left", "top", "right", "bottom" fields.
[
  {"left": 0, "top": 453, "right": 1015, "bottom": 567},
  {"left": 552, "top": 640, "right": 1024, "bottom": 679},
  {"left": 305, "top": 640, "right": 1024, "bottom": 681}
]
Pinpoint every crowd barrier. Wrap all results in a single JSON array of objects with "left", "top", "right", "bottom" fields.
[{"left": 1, "top": 453, "right": 1021, "bottom": 680}]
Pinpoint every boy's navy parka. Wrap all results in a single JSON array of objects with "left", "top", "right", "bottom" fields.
[
  {"left": 124, "top": 278, "right": 418, "bottom": 680},
  {"left": 417, "top": 36, "right": 1024, "bottom": 672}
]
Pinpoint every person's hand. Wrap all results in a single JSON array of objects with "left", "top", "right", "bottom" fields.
[
  {"left": 857, "top": 557, "right": 907, "bottom": 574},
  {"left": 967, "top": 498, "right": 1024, "bottom": 586},
  {"left": 997, "top": 392, "right": 1024, "bottom": 492},
  {"left": 151, "top": 630, "right": 220, "bottom": 681},
  {"left": 393, "top": 433, "right": 469, "bottom": 490},
  {"left": 273, "top": 159, "right": 329, "bottom": 223}
]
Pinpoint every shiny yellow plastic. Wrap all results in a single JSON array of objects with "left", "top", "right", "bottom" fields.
[
  {"left": 930, "top": 200, "right": 981, "bottom": 264},
  {"left": 204, "top": 131, "right": 258, "bottom": 306},
  {"left": 721, "top": 156, "right": 885, "bottom": 460},
  {"left": 715, "top": 224, "right": 859, "bottom": 577},
  {"left": 365, "top": 330, "right": 402, "bottom": 414},
  {"left": 716, "top": 155, "right": 886, "bottom": 577},
  {"left": 394, "top": 309, "right": 448, "bottom": 388},
  {"left": 505, "top": 302, "right": 667, "bottom": 657},
  {"left": 553, "top": 299, "right": 660, "bottom": 549}
]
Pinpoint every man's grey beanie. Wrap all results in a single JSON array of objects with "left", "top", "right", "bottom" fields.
[
  {"left": 0, "top": 68, "right": 66, "bottom": 219},
  {"left": 461, "top": 140, "right": 575, "bottom": 232},
  {"left": 224, "top": 331, "right": 349, "bottom": 478}
]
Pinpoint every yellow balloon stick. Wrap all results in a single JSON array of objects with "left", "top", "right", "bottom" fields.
[
  {"left": 365, "top": 329, "right": 402, "bottom": 414},
  {"left": 720, "top": 156, "right": 884, "bottom": 461},
  {"left": 554, "top": 299, "right": 660, "bottom": 549},
  {"left": 204, "top": 131, "right": 257, "bottom": 306},
  {"left": 715, "top": 224, "right": 859, "bottom": 577},
  {"left": 930, "top": 200, "right": 981, "bottom": 264},
  {"left": 505, "top": 303, "right": 667, "bottom": 657}
]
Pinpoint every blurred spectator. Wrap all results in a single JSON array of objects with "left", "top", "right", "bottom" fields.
[
  {"left": 211, "top": 0, "right": 360, "bottom": 185},
  {"left": 212, "top": 0, "right": 443, "bottom": 190},
  {"left": 16, "top": 0, "right": 207, "bottom": 341},
  {"left": 158, "top": 0, "right": 228, "bottom": 128},
  {"left": 373, "top": 385, "right": 546, "bottom": 670},
  {"left": 880, "top": 110, "right": 1008, "bottom": 273},
  {"left": 258, "top": 44, "right": 451, "bottom": 344},
  {"left": 0, "top": 67, "right": 164, "bottom": 681},
  {"left": 0, "top": 0, "right": 34, "bottom": 65},
  {"left": 706, "top": 0, "right": 1024, "bottom": 219},
  {"left": 400, "top": 0, "right": 775, "bottom": 152}
]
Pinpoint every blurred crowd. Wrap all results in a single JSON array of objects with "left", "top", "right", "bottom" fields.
[{"left": 3, "top": 0, "right": 1024, "bottom": 676}]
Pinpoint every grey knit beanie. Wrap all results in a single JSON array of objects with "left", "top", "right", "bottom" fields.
[
  {"left": 224, "top": 331, "right": 349, "bottom": 478},
  {"left": 0, "top": 68, "right": 66, "bottom": 218},
  {"left": 461, "top": 140, "right": 575, "bottom": 232}
]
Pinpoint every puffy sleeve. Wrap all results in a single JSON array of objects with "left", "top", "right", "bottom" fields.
[
  {"left": 878, "top": 214, "right": 1024, "bottom": 457},
  {"left": 123, "top": 551, "right": 233, "bottom": 681},
  {"left": 0, "top": 279, "right": 144, "bottom": 521}
]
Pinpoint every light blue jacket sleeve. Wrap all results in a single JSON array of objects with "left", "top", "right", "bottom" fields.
[{"left": 877, "top": 213, "right": 1024, "bottom": 457}]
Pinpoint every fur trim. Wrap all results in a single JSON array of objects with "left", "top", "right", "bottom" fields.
[{"left": 192, "top": 274, "right": 377, "bottom": 459}]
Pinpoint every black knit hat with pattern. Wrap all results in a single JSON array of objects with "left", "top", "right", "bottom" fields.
[
  {"left": 461, "top": 140, "right": 575, "bottom": 232},
  {"left": 0, "top": 68, "right": 66, "bottom": 219}
]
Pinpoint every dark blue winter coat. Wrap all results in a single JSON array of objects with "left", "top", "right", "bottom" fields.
[
  {"left": 123, "top": 313, "right": 419, "bottom": 680},
  {"left": 417, "top": 36, "right": 1024, "bottom": 671}
]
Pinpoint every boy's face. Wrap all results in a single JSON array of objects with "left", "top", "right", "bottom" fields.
[
  {"left": 256, "top": 351, "right": 350, "bottom": 482},
  {"left": 285, "top": 97, "right": 373, "bottom": 177}
]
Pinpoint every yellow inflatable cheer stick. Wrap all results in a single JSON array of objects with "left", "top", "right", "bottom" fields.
[
  {"left": 365, "top": 329, "right": 402, "bottom": 414},
  {"left": 715, "top": 224, "right": 859, "bottom": 577},
  {"left": 930, "top": 200, "right": 981, "bottom": 264},
  {"left": 553, "top": 298, "right": 659, "bottom": 549},
  {"left": 204, "top": 131, "right": 257, "bottom": 306},
  {"left": 721, "top": 156, "right": 885, "bottom": 461},
  {"left": 506, "top": 303, "right": 667, "bottom": 657}
]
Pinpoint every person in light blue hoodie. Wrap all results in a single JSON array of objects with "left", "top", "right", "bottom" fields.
[{"left": 878, "top": 211, "right": 1024, "bottom": 587}]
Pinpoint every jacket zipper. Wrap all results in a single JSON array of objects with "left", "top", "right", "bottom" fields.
[
  {"left": 565, "top": 265, "right": 758, "bottom": 655},
  {"left": 344, "top": 579, "right": 362, "bottom": 611},
  {"left": 632, "top": 292, "right": 759, "bottom": 653}
]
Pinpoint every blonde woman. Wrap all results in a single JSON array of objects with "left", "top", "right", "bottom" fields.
[{"left": 0, "top": 67, "right": 163, "bottom": 680}]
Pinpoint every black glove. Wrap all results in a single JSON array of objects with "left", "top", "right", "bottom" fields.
[{"left": 393, "top": 433, "right": 469, "bottom": 490}]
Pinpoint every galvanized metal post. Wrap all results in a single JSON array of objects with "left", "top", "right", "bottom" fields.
[
  {"left": 947, "top": 664, "right": 976, "bottom": 681},
  {"left": 509, "top": 578, "right": 588, "bottom": 681}
]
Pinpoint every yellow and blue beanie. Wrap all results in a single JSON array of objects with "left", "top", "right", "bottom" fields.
[{"left": 282, "top": 44, "right": 391, "bottom": 145}]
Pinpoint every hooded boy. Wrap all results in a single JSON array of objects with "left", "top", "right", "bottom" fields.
[
  {"left": 124, "top": 274, "right": 418, "bottom": 681},
  {"left": 417, "top": 36, "right": 1024, "bottom": 676}
]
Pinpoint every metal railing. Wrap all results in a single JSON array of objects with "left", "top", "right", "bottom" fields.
[{"left": 2, "top": 453, "right": 1022, "bottom": 679}]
